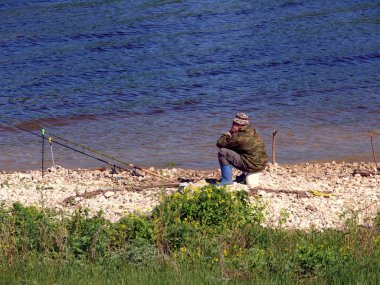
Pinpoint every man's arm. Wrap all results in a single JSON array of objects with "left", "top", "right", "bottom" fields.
[{"left": 216, "top": 132, "right": 241, "bottom": 149}]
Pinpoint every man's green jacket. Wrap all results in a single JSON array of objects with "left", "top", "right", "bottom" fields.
[{"left": 216, "top": 125, "right": 268, "bottom": 172}]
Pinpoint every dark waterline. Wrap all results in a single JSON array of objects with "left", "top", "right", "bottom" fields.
[{"left": 0, "top": 0, "right": 379, "bottom": 170}]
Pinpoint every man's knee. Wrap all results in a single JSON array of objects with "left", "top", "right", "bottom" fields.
[
  {"left": 218, "top": 148, "right": 228, "bottom": 165},
  {"left": 218, "top": 148, "right": 230, "bottom": 158}
]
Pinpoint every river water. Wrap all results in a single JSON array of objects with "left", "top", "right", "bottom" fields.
[{"left": 0, "top": 0, "right": 379, "bottom": 170}]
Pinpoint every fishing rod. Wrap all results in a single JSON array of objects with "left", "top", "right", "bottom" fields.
[
  {"left": 0, "top": 116, "right": 172, "bottom": 180},
  {"left": 47, "top": 132, "right": 137, "bottom": 168},
  {"left": 47, "top": 131, "right": 140, "bottom": 169},
  {"left": 0, "top": 119, "right": 127, "bottom": 171},
  {"left": 45, "top": 131, "right": 170, "bottom": 180}
]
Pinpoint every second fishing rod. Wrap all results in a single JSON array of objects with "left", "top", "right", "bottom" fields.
[
  {"left": 46, "top": 131, "right": 169, "bottom": 180},
  {"left": 0, "top": 116, "right": 170, "bottom": 180}
]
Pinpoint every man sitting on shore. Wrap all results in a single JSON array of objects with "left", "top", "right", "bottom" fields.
[{"left": 216, "top": 112, "right": 268, "bottom": 185}]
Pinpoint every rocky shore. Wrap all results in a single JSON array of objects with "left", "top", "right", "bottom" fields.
[{"left": 0, "top": 161, "right": 379, "bottom": 230}]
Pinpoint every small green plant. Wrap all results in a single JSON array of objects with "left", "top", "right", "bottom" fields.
[
  {"left": 278, "top": 208, "right": 290, "bottom": 228},
  {"left": 121, "top": 238, "right": 157, "bottom": 266},
  {"left": 295, "top": 243, "right": 344, "bottom": 276},
  {"left": 109, "top": 213, "right": 153, "bottom": 250},
  {"left": 340, "top": 208, "right": 360, "bottom": 230},
  {"left": 35, "top": 182, "right": 53, "bottom": 209},
  {"left": 0, "top": 179, "right": 10, "bottom": 188},
  {"left": 151, "top": 185, "right": 265, "bottom": 251},
  {"left": 65, "top": 208, "right": 110, "bottom": 258}
]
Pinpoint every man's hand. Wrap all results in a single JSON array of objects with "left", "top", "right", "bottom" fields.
[
  {"left": 224, "top": 131, "right": 232, "bottom": 137},
  {"left": 230, "top": 123, "right": 241, "bottom": 134}
]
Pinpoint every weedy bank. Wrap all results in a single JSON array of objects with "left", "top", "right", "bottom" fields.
[{"left": 0, "top": 185, "right": 379, "bottom": 284}]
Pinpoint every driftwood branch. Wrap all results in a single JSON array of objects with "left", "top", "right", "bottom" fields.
[
  {"left": 370, "top": 132, "right": 379, "bottom": 171},
  {"left": 353, "top": 169, "right": 378, "bottom": 177},
  {"left": 272, "top": 129, "right": 278, "bottom": 164},
  {"left": 61, "top": 182, "right": 338, "bottom": 206},
  {"left": 249, "top": 187, "right": 309, "bottom": 198},
  {"left": 250, "top": 187, "right": 334, "bottom": 198},
  {"left": 358, "top": 200, "right": 379, "bottom": 212},
  {"left": 61, "top": 182, "right": 181, "bottom": 205}
]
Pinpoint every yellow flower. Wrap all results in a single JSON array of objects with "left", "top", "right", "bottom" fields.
[
  {"left": 173, "top": 192, "right": 181, "bottom": 199},
  {"left": 180, "top": 247, "right": 187, "bottom": 253},
  {"left": 373, "top": 235, "right": 380, "bottom": 245}
]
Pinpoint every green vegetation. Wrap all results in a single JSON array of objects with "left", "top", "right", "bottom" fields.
[{"left": 0, "top": 185, "right": 380, "bottom": 284}]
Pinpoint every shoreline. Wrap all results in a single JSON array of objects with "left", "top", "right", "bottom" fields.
[
  {"left": 1, "top": 123, "right": 379, "bottom": 172},
  {"left": 1, "top": 154, "right": 377, "bottom": 173},
  {"left": 0, "top": 160, "right": 379, "bottom": 231}
]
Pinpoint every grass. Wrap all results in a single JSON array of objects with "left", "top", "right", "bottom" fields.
[{"left": 0, "top": 185, "right": 380, "bottom": 284}]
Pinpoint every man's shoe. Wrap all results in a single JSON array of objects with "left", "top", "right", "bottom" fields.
[{"left": 235, "top": 172, "right": 246, "bottom": 183}]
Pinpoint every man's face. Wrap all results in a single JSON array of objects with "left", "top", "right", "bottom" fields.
[{"left": 230, "top": 123, "right": 242, "bottom": 133}]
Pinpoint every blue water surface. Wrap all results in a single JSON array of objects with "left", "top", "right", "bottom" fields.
[{"left": 0, "top": 0, "right": 379, "bottom": 170}]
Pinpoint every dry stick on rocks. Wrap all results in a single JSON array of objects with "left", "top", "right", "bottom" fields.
[
  {"left": 370, "top": 132, "right": 379, "bottom": 172},
  {"left": 60, "top": 183, "right": 181, "bottom": 205},
  {"left": 249, "top": 187, "right": 335, "bottom": 198},
  {"left": 41, "top": 128, "right": 45, "bottom": 179},
  {"left": 250, "top": 187, "right": 308, "bottom": 197},
  {"left": 272, "top": 129, "right": 278, "bottom": 164},
  {"left": 359, "top": 200, "right": 379, "bottom": 213},
  {"left": 61, "top": 185, "right": 320, "bottom": 206}
]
